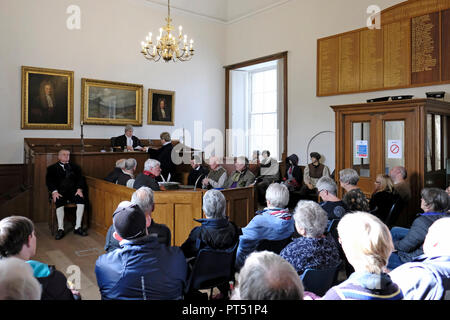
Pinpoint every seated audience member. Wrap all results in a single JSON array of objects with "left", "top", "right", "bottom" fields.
[
  {"left": 202, "top": 156, "right": 227, "bottom": 189},
  {"left": 145, "top": 132, "right": 175, "bottom": 182},
  {"left": 235, "top": 183, "right": 294, "bottom": 269},
  {"left": 113, "top": 125, "right": 144, "bottom": 151},
  {"left": 446, "top": 185, "right": 450, "bottom": 197},
  {"left": 224, "top": 156, "right": 255, "bottom": 189},
  {"left": 389, "top": 166, "right": 411, "bottom": 204},
  {"left": 369, "top": 174, "right": 397, "bottom": 222},
  {"left": 300, "top": 152, "right": 331, "bottom": 196},
  {"left": 46, "top": 149, "right": 87, "bottom": 240},
  {"left": 95, "top": 202, "right": 187, "bottom": 300},
  {"left": 0, "top": 216, "right": 79, "bottom": 300},
  {"left": 181, "top": 189, "right": 240, "bottom": 261},
  {"left": 280, "top": 201, "right": 341, "bottom": 275},
  {"left": 250, "top": 150, "right": 260, "bottom": 164},
  {"left": 231, "top": 251, "right": 304, "bottom": 300},
  {"left": 187, "top": 155, "right": 209, "bottom": 188},
  {"left": 0, "top": 257, "right": 42, "bottom": 300},
  {"left": 321, "top": 212, "right": 403, "bottom": 300},
  {"left": 282, "top": 154, "right": 303, "bottom": 192},
  {"left": 133, "top": 159, "right": 161, "bottom": 191},
  {"left": 316, "top": 176, "right": 348, "bottom": 220},
  {"left": 104, "top": 159, "right": 126, "bottom": 183},
  {"left": 115, "top": 158, "right": 137, "bottom": 187},
  {"left": 387, "top": 188, "right": 450, "bottom": 270},
  {"left": 104, "top": 187, "right": 171, "bottom": 252},
  {"left": 389, "top": 218, "right": 450, "bottom": 300},
  {"left": 339, "top": 168, "right": 370, "bottom": 212},
  {"left": 255, "top": 150, "right": 280, "bottom": 206}
]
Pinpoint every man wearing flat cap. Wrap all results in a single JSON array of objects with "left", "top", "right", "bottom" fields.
[
  {"left": 300, "top": 152, "right": 331, "bottom": 197},
  {"left": 95, "top": 201, "right": 187, "bottom": 300}
]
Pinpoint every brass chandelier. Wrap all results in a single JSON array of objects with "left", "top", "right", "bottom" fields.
[{"left": 140, "top": 0, "right": 194, "bottom": 62}]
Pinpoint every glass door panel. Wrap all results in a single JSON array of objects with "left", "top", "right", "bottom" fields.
[
  {"left": 352, "top": 122, "right": 370, "bottom": 177},
  {"left": 384, "top": 120, "right": 405, "bottom": 175}
]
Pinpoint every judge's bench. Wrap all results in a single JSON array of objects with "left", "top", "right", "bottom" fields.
[{"left": 23, "top": 138, "right": 257, "bottom": 245}]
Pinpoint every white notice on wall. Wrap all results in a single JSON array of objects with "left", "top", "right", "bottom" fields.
[
  {"left": 388, "top": 140, "right": 402, "bottom": 159},
  {"left": 355, "top": 140, "right": 368, "bottom": 159}
]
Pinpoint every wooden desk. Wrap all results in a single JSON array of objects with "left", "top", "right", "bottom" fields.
[
  {"left": 85, "top": 177, "right": 255, "bottom": 244},
  {"left": 24, "top": 138, "right": 197, "bottom": 223}
]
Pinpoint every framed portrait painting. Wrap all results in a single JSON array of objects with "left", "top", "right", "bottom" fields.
[
  {"left": 81, "top": 78, "right": 143, "bottom": 126},
  {"left": 148, "top": 89, "right": 175, "bottom": 126},
  {"left": 21, "top": 66, "right": 74, "bottom": 130}
]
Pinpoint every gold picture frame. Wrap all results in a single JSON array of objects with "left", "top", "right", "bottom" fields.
[
  {"left": 81, "top": 78, "right": 143, "bottom": 126},
  {"left": 21, "top": 66, "right": 74, "bottom": 130},
  {"left": 148, "top": 89, "right": 175, "bottom": 126}
]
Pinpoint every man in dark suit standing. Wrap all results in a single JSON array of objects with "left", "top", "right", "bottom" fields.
[
  {"left": 144, "top": 132, "right": 175, "bottom": 182},
  {"left": 46, "top": 149, "right": 87, "bottom": 240},
  {"left": 113, "top": 125, "right": 143, "bottom": 151}
]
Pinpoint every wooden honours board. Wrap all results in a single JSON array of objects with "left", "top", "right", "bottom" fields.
[{"left": 317, "top": 0, "right": 450, "bottom": 96}]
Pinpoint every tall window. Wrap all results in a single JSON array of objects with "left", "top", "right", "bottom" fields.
[{"left": 225, "top": 52, "right": 287, "bottom": 161}]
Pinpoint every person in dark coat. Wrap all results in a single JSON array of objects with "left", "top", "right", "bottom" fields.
[
  {"left": 181, "top": 189, "right": 241, "bottom": 260},
  {"left": 187, "top": 156, "right": 209, "bottom": 188},
  {"left": 387, "top": 188, "right": 450, "bottom": 270},
  {"left": 282, "top": 154, "right": 303, "bottom": 191},
  {"left": 45, "top": 149, "right": 87, "bottom": 240},
  {"left": 145, "top": 132, "right": 176, "bottom": 182},
  {"left": 369, "top": 174, "right": 397, "bottom": 222},
  {"left": 104, "top": 187, "right": 171, "bottom": 252},
  {"left": 95, "top": 202, "right": 187, "bottom": 300},
  {"left": 0, "top": 216, "right": 79, "bottom": 300},
  {"left": 104, "top": 159, "right": 126, "bottom": 183},
  {"left": 133, "top": 159, "right": 161, "bottom": 191},
  {"left": 113, "top": 125, "right": 143, "bottom": 151}
]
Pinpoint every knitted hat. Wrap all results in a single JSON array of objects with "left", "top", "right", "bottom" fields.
[{"left": 112, "top": 203, "right": 146, "bottom": 240}]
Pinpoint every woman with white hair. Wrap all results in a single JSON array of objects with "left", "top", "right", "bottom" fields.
[
  {"left": 339, "top": 168, "right": 370, "bottom": 212},
  {"left": 321, "top": 212, "right": 403, "bottom": 300},
  {"left": 280, "top": 201, "right": 341, "bottom": 275},
  {"left": 235, "top": 183, "right": 294, "bottom": 270},
  {"left": 132, "top": 159, "right": 161, "bottom": 191}
]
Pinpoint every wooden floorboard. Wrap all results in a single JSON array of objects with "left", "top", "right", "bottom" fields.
[{"left": 33, "top": 222, "right": 106, "bottom": 300}]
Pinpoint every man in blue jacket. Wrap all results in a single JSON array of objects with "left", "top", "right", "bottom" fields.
[
  {"left": 235, "top": 183, "right": 294, "bottom": 270},
  {"left": 389, "top": 217, "right": 450, "bottom": 300},
  {"left": 95, "top": 201, "right": 187, "bottom": 300}
]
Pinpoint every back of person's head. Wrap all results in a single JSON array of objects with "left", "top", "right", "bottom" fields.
[
  {"left": 0, "top": 257, "right": 42, "bottom": 300},
  {"left": 124, "top": 158, "right": 137, "bottom": 171},
  {"left": 144, "top": 158, "right": 160, "bottom": 172},
  {"left": 160, "top": 132, "right": 171, "bottom": 142},
  {"left": 293, "top": 201, "right": 328, "bottom": 238},
  {"left": 376, "top": 174, "right": 394, "bottom": 193},
  {"left": 232, "top": 251, "right": 303, "bottom": 300},
  {"left": 0, "top": 216, "right": 34, "bottom": 258},
  {"left": 265, "top": 183, "right": 289, "bottom": 208},
  {"left": 115, "top": 158, "right": 126, "bottom": 169},
  {"left": 112, "top": 202, "right": 147, "bottom": 240},
  {"left": 339, "top": 168, "right": 360, "bottom": 186},
  {"left": 337, "top": 212, "right": 393, "bottom": 274},
  {"left": 421, "top": 188, "right": 449, "bottom": 213},
  {"left": 131, "top": 187, "right": 154, "bottom": 214},
  {"left": 202, "top": 189, "right": 226, "bottom": 219},
  {"left": 316, "top": 176, "right": 338, "bottom": 196},
  {"left": 423, "top": 218, "right": 450, "bottom": 256}
]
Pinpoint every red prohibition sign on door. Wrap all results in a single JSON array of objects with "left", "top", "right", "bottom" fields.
[{"left": 390, "top": 143, "right": 400, "bottom": 154}]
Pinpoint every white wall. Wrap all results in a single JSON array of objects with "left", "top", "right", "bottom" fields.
[
  {"left": 225, "top": 0, "right": 450, "bottom": 172},
  {"left": 0, "top": 0, "right": 226, "bottom": 163}
]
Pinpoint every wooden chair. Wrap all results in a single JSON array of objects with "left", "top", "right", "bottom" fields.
[{"left": 48, "top": 201, "right": 89, "bottom": 236}]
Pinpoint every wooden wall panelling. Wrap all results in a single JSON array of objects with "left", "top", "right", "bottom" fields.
[
  {"left": 339, "top": 32, "right": 360, "bottom": 93},
  {"left": 360, "top": 28, "right": 384, "bottom": 91},
  {"left": 411, "top": 12, "right": 441, "bottom": 84},
  {"left": 442, "top": 9, "right": 450, "bottom": 80},
  {"left": 317, "top": 37, "right": 340, "bottom": 96},
  {"left": 383, "top": 19, "right": 411, "bottom": 88}
]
